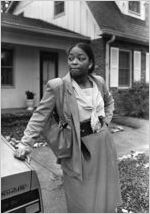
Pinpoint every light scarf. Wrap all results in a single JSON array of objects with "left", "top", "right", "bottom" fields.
[{"left": 72, "top": 77, "right": 105, "bottom": 133}]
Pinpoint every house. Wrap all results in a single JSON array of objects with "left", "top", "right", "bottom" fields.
[
  {"left": 2, "top": 1, "right": 149, "bottom": 109},
  {"left": 1, "top": 13, "right": 89, "bottom": 109}
]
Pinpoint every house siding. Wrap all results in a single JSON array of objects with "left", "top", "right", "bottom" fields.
[
  {"left": 1, "top": 45, "right": 68, "bottom": 109},
  {"left": 1, "top": 46, "right": 39, "bottom": 109},
  {"left": 13, "top": 1, "right": 101, "bottom": 39}
]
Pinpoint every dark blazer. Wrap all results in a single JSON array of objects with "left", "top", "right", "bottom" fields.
[{"left": 21, "top": 72, "right": 114, "bottom": 180}]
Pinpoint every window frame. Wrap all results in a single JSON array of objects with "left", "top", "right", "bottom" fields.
[
  {"left": 118, "top": 49, "right": 132, "bottom": 89},
  {"left": 54, "top": 1, "right": 65, "bottom": 18},
  {"left": 1, "top": 48, "right": 15, "bottom": 88},
  {"left": 128, "top": 1, "right": 141, "bottom": 16}
]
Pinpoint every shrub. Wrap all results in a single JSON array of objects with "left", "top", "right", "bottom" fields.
[
  {"left": 112, "top": 82, "right": 149, "bottom": 119},
  {"left": 117, "top": 151, "right": 149, "bottom": 213}
]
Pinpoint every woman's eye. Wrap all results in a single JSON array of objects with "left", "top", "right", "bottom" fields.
[
  {"left": 78, "top": 57, "right": 86, "bottom": 61},
  {"left": 68, "top": 56, "right": 74, "bottom": 61}
]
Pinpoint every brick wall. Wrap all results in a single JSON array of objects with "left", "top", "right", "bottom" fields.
[{"left": 91, "top": 38, "right": 106, "bottom": 79}]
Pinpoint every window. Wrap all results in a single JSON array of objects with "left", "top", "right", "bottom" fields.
[
  {"left": 54, "top": 1, "right": 64, "bottom": 17},
  {"left": 110, "top": 48, "right": 131, "bottom": 88},
  {"left": 119, "top": 50, "right": 131, "bottom": 87},
  {"left": 128, "top": 1, "right": 140, "bottom": 15},
  {"left": 1, "top": 49, "right": 14, "bottom": 86}
]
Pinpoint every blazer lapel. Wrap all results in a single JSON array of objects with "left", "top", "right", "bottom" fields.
[{"left": 63, "top": 73, "right": 81, "bottom": 145}]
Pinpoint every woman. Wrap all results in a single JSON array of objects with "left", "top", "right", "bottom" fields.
[{"left": 15, "top": 42, "right": 122, "bottom": 213}]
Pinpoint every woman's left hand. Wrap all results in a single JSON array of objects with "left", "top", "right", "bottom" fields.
[{"left": 14, "top": 142, "right": 32, "bottom": 162}]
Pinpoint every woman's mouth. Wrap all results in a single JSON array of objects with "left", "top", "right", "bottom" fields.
[{"left": 70, "top": 68, "right": 80, "bottom": 71}]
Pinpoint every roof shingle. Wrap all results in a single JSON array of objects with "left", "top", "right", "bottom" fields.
[
  {"left": 1, "top": 13, "right": 89, "bottom": 40},
  {"left": 87, "top": 1, "right": 149, "bottom": 44}
]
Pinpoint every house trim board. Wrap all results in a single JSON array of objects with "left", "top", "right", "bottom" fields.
[{"left": 1, "top": 21, "right": 90, "bottom": 41}]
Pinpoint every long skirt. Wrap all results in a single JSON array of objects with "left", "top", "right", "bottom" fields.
[{"left": 63, "top": 126, "right": 122, "bottom": 213}]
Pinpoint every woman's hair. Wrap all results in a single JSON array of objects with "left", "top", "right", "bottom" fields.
[{"left": 67, "top": 42, "right": 95, "bottom": 74}]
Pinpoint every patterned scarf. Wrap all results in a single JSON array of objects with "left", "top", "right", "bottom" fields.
[{"left": 72, "top": 77, "right": 105, "bottom": 133}]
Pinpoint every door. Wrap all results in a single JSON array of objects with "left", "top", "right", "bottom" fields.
[{"left": 40, "top": 52, "right": 58, "bottom": 98}]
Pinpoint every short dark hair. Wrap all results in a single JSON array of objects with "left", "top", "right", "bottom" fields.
[{"left": 67, "top": 42, "right": 95, "bottom": 73}]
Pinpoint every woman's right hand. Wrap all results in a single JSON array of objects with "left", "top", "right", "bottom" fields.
[{"left": 14, "top": 142, "right": 32, "bottom": 161}]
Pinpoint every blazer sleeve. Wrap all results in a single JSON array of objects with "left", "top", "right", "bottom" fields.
[
  {"left": 21, "top": 81, "right": 56, "bottom": 147},
  {"left": 102, "top": 78, "right": 114, "bottom": 125}
]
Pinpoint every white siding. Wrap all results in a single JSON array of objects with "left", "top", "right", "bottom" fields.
[
  {"left": 80, "top": 1, "right": 87, "bottom": 35},
  {"left": 13, "top": 1, "right": 101, "bottom": 39},
  {"left": 134, "top": 51, "right": 141, "bottom": 82},
  {"left": 67, "top": 1, "right": 74, "bottom": 31},
  {"left": 1, "top": 46, "right": 39, "bottom": 109},
  {"left": 74, "top": 1, "right": 81, "bottom": 33},
  {"left": 1, "top": 46, "right": 68, "bottom": 109},
  {"left": 146, "top": 53, "right": 149, "bottom": 83},
  {"left": 110, "top": 48, "right": 119, "bottom": 87}
]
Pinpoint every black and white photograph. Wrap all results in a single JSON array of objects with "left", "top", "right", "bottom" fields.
[{"left": 1, "top": 0, "right": 149, "bottom": 213}]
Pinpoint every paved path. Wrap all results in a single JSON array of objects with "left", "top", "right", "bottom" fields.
[
  {"left": 30, "top": 117, "right": 149, "bottom": 213},
  {"left": 111, "top": 117, "right": 149, "bottom": 157}
]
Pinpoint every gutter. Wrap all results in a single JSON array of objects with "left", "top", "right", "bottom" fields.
[
  {"left": 103, "top": 29, "right": 149, "bottom": 45},
  {"left": 105, "top": 35, "right": 116, "bottom": 88}
]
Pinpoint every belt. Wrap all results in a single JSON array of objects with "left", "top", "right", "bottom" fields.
[{"left": 80, "top": 116, "right": 104, "bottom": 138}]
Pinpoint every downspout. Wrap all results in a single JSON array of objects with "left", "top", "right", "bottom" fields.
[{"left": 105, "top": 35, "right": 116, "bottom": 88}]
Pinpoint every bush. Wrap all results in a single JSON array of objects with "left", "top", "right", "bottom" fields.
[
  {"left": 117, "top": 151, "right": 149, "bottom": 213},
  {"left": 112, "top": 82, "right": 149, "bottom": 119}
]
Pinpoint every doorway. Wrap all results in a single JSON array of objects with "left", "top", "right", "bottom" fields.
[{"left": 40, "top": 52, "right": 58, "bottom": 98}]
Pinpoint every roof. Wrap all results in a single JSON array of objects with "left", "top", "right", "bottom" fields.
[
  {"left": 6, "top": 1, "right": 149, "bottom": 44},
  {"left": 1, "top": 13, "right": 89, "bottom": 41},
  {"left": 87, "top": 1, "right": 149, "bottom": 44}
]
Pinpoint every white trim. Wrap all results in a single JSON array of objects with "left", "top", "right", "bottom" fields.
[
  {"left": 110, "top": 47, "right": 119, "bottom": 87},
  {"left": 146, "top": 52, "right": 149, "bottom": 83},
  {"left": 134, "top": 51, "right": 141, "bottom": 82}
]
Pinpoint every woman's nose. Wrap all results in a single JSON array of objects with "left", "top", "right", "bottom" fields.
[{"left": 72, "top": 58, "right": 78, "bottom": 64}]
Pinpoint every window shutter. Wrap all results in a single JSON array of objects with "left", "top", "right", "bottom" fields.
[
  {"left": 110, "top": 47, "right": 119, "bottom": 87},
  {"left": 134, "top": 51, "right": 141, "bottom": 82},
  {"left": 146, "top": 53, "right": 149, "bottom": 83}
]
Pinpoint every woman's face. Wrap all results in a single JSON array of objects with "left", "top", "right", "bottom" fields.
[{"left": 68, "top": 46, "right": 92, "bottom": 79}]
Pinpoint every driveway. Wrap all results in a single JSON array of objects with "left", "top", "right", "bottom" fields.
[{"left": 30, "top": 117, "right": 149, "bottom": 213}]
